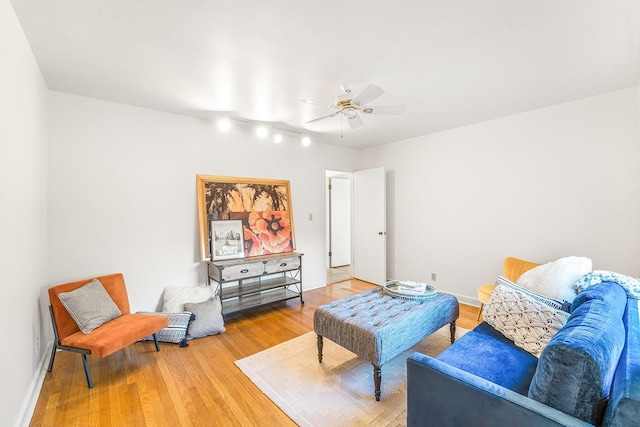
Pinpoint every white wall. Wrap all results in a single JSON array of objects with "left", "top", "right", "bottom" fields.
[
  {"left": 357, "top": 87, "right": 640, "bottom": 305},
  {"left": 47, "top": 92, "right": 357, "bottom": 320},
  {"left": 0, "top": 2, "right": 49, "bottom": 426}
]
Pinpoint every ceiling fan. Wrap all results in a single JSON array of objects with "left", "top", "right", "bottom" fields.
[{"left": 300, "top": 83, "right": 405, "bottom": 130}]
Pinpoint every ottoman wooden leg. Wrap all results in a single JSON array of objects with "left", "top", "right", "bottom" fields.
[
  {"left": 373, "top": 364, "right": 382, "bottom": 401},
  {"left": 316, "top": 334, "right": 323, "bottom": 363},
  {"left": 449, "top": 321, "right": 456, "bottom": 344}
]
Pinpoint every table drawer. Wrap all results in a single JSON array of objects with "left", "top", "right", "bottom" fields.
[
  {"left": 264, "top": 255, "right": 300, "bottom": 274},
  {"left": 210, "top": 261, "right": 265, "bottom": 282}
]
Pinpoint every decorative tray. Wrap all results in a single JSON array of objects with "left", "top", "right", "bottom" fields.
[{"left": 383, "top": 280, "right": 438, "bottom": 300}]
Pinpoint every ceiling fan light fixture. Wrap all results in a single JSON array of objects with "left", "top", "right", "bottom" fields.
[{"left": 301, "top": 83, "right": 403, "bottom": 130}]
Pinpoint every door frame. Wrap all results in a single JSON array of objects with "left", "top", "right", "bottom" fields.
[{"left": 325, "top": 170, "right": 353, "bottom": 280}]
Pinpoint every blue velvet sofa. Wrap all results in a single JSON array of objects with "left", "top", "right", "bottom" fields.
[{"left": 407, "top": 282, "right": 640, "bottom": 426}]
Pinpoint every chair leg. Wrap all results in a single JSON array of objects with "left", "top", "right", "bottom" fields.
[
  {"left": 477, "top": 303, "right": 484, "bottom": 321},
  {"left": 47, "top": 306, "right": 59, "bottom": 373},
  {"left": 49, "top": 305, "right": 95, "bottom": 388},
  {"left": 81, "top": 354, "right": 93, "bottom": 388},
  {"left": 47, "top": 343, "right": 57, "bottom": 372},
  {"left": 153, "top": 333, "right": 160, "bottom": 351}
]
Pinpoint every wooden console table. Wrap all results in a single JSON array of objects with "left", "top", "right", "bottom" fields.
[{"left": 206, "top": 252, "right": 303, "bottom": 316}]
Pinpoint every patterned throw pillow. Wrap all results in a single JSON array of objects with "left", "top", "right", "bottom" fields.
[
  {"left": 482, "top": 282, "right": 570, "bottom": 357},
  {"left": 140, "top": 311, "right": 195, "bottom": 347},
  {"left": 495, "top": 276, "right": 570, "bottom": 312},
  {"left": 574, "top": 270, "right": 640, "bottom": 299}
]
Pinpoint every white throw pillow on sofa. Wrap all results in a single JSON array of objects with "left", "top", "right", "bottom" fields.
[
  {"left": 516, "top": 256, "right": 591, "bottom": 303},
  {"left": 162, "top": 285, "right": 216, "bottom": 313}
]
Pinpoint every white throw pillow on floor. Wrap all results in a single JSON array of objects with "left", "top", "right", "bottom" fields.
[{"left": 162, "top": 285, "right": 216, "bottom": 313}]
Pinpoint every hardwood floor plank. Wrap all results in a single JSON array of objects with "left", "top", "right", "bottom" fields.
[
  {"left": 153, "top": 350, "right": 191, "bottom": 425},
  {"left": 32, "top": 279, "right": 480, "bottom": 426}
]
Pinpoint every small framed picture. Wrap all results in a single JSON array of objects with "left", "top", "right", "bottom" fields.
[{"left": 210, "top": 220, "right": 245, "bottom": 261}]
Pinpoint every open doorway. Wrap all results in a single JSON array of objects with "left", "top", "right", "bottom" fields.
[{"left": 326, "top": 170, "right": 352, "bottom": 284}]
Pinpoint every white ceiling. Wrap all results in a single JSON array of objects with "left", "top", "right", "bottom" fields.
[{"left": 10, "top": 0, "right": 640, "bottom": 149}]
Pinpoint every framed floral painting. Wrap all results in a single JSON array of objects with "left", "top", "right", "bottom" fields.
[{"left": 196, "top": 175, "right": 296, "bottom": 261}]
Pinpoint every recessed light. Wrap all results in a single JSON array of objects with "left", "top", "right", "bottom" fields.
[
  {"left": 301, "top": 136, "right": 311, "bottom": 146},
  {"left": 274, "top": 133, "right": 283, "bottom": 143}
]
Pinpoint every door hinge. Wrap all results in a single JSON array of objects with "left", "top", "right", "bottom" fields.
[
  {"left": 328, "top": 184, "right": 332, "bottom": 190},
  {"left": 328, "top": 251, "right": 332, "bottom": 257}
]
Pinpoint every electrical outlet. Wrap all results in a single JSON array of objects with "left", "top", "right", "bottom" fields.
[{"left": 431, "top": 273, "right": 437, "bottom": 281}]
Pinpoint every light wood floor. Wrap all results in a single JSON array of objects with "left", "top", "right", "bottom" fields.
[{"left": 31, "top": 279, "right": 481, "bottom": 426}]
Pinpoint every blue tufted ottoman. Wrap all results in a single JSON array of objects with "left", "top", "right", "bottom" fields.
[{"left": 313, "top": 287, "right": 459, "bottom": 401}]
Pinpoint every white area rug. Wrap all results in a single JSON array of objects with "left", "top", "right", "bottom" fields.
[{"left": 235, "top": 325, "right": 468, "bottom": 426}]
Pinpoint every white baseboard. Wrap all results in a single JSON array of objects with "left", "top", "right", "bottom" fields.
[
  {"left": 448, "top": 291, "right": 481, "bottom": 308},
  {"left": 16, "top": 341, "right": 51, "bottom": 427},
  {"left": 304, "top": 280, "right": 325, "bottom": 291}
]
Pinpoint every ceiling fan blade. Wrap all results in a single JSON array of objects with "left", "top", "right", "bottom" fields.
[
  {"left": 361, "top": 105, "right": 406, "bottom": 115},
  {"left": 352, "top": 84, "right": 385, "bottom": 106},
  {"left": 347, "top": 112, "right": 363, "bottom": 129},
  {"left": 299, "top": 99, "right": 338, "bottom": 109},
  {"left": 305, "top": 111, "right": 338, "bottom": 123}
]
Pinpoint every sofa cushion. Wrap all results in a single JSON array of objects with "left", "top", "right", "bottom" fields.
[
  {"left": 528, "top": 284, "right": 627, "bottom": 425},
  {"left": 58, "top": 279, "right": 122, "bottom": 334},
  {"left": 482, "top": 282, "right": 570, "bottom": 357},
  {"left": 60, "top": 313, "right": 169, "bottom": 357},
  {"left": 516, "top": 256, "right": 591, "bottom": 303},
  {"left": 436, "top": 322, "right": 539, "bottom": 395}
]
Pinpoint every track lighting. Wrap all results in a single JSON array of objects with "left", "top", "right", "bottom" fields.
[
  {"left": 217, "top": 117, "right": 231, "bottom": 132},
  {"left": 256, "top": 125, "right": 269, "bottom": 138},
  {"left": 213, "top": 115, "right": 311, "bottom": 147}
]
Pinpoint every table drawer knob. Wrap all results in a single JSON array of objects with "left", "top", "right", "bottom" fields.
[
  {"left": 280, "top": 263, "right": 287, "bottom": 267},
  {"left": 240, "top": 269, "right": 249, "bottom": 274}
]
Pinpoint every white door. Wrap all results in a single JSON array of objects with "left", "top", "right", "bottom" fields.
[
  {"left": 352, "top": 167, "right": 386, "bottom": 285},
  {"left": 329, "top": 177, "right": 351, "bottom": 267}
]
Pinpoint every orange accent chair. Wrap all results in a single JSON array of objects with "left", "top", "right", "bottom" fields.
[
  {"left": 477, "top": 257, "right": 541, "bottom": 320},
  {"left": 47, "top": 273, "right": 169, "bottom": 388}
]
